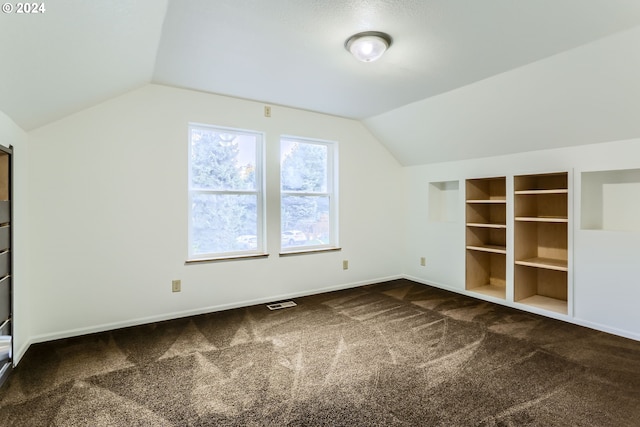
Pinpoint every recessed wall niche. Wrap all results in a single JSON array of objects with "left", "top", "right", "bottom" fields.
[
  {"left": 581, "top": 168, "right": 640, "bottom": 231},
  {"left": 428, "top": 181, "right": 459, "bottom": 222}
]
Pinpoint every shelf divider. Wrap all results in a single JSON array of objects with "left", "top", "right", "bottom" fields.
[
  {"left": 517, "top": 295, "right": 567, "bottom": 315},
  {"left": 515, "top": 216, "right": 568, "bottom": 223},
  {"left": 515, "top": 257, "right": 567, "bottom": 271},
  {"left": 466, "top": 245, "right": 507, "bottom": 254},
  {"left": 466, "top": 222, "right": 506, "bottom": 228},
  {"left": 514, "top": 189, "right": 568, "bottom": 195}
]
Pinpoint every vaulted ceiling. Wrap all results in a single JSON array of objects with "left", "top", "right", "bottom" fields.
[{"left": 2, "top": 0, "right": 640, "bottom": 164}]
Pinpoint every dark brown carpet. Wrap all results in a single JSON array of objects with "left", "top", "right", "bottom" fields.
[{"left": 1, "top": 279, "right": 640, "bottom": 426}]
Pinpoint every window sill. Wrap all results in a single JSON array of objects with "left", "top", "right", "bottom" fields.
[
  {"left": 279, "top": 247, "right": 342, "bottom": 257},
  {"left": 185, "top": 253, "right": 269, "bottom": 264}
]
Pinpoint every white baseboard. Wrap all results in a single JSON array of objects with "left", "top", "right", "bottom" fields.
[
  {"left": 13, "top": 339, "right": 33, "bottom": 367},
  {"left": 402, "top": 275, "right": 462, "bottom": 294},
  {"left": 21, "top": 275, "right": 403, "bottom": 363},
  {"left": 570, "top": 318, "right": 640, "bottom": 342},
  {"left": 17, "top": 273, "right": 635, "bottom": 367},
  {"left": 403, "top": 274, "right": 640, "bottom": 342}
]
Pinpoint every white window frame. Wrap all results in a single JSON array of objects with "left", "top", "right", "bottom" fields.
[
  {"left": 280, "top": 136, "right": 339, "bottom": 253},
  {"left": 188, "top": 123, "right": 265, "bottom": 260}
]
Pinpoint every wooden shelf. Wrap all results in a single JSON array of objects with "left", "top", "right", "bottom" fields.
[
  {"left": 514, "top": 189, "right": 568, "bottom": 195},
  {"left": 515, "top": 216, "right": 567, "bottom": 223},
  {"left": 466, "top": 199, "right": 506, "bottom": 204},
  {"left": 517, "top": 295, "right": 567, "bottom": 315},
  {"left": 468, "top": 284, "right": 506, "bottom": 299},
  {"left": 515, "top": 257, "right": 567, "bottom": 271},
  {"left": 466, "top": 223, "right": 506, "bottom": 228},
  {"left": 467, "top": 245, "right": 506, "bottom": 254}
]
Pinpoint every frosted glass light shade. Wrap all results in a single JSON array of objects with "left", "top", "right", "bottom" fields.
[{"left": 345, "top": 31, "right": 392, "bottom": 62}]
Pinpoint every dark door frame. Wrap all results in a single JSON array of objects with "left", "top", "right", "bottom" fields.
[{"left": 0, "top": 143, "right": 12, "bottom": 388}]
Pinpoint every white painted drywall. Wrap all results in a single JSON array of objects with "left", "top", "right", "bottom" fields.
[
  {"left": 26, "top": 84, "right": 403, "bottom": 341},
  {"left": 0, "top": 110, "right": 29, "bottom": 363},
  {"left": 404, "top": 138, "right": 640, "bottom": 339}
]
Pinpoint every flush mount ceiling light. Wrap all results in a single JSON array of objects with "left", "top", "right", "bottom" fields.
[{"left": 345, "top": 31, "right": 392, "bottom": 62}]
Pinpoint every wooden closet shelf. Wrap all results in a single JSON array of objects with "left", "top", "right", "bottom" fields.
[
  {"left": 468, "top": 284, "right": 506, "bottom": 299},
  {"left": 514, "top": 189, "right": 568, "bottom": 195},
  {"left": 515, "top": 216, "right": 568, "bottom": 223},
  {"left": 466, "top": 245, "right": 507, "bottom": 254},
  {"left": 466, "top": 223, "right": 507, "bottom": 229},
  {"left": 515, "top": 257, "right": 567, "bottom": 271},
  {"left": 517, "top": 295, "right": 567, "bottom": 315},
  {"left": 466, "top": 199, "right": 506, "bottom": 204}
]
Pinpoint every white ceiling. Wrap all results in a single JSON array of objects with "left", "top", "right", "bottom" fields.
[
  {"left": 2, "top": 0, "right": 640, "bottom": 162},
  {"left": 153, "top": 0, "right": 640, "bottom": 120}
]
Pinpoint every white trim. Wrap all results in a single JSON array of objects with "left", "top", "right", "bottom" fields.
[
  {"left": 14, "top": 273, "right": 639, "bottom": 365},
  {"left": 23, "top": 275, "right": 402, "bottom": 350},
  {"left": 570, "top": 318, "right": 640, "bottom": 342},
  {"left": 12, "top": 339, "right": 31, "bottom": 366},
  {"left": 403, "top": 274, "right": 640, "bottom": 342}
]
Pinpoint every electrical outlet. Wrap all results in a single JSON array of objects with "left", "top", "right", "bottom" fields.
[
  {"left": 420, "top": 257, "right": 426, "bottom": 266},
  {"left": 264, "top": 105, "right": 271, "bottom": 117},
  {"left": 343, "top": 260, "right": 349, "bottom": 270},
  {"left": 172, "top": 280, "right": 181, "bottom": 292}
]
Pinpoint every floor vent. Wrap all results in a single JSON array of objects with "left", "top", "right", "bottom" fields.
[{"left": 266, "top": 301, "right": 297, "bottom": 310}]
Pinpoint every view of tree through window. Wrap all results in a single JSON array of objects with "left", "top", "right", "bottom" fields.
[
  {"left": 281, "top": 137, "right": 336, "bottom": 250},
  {"left": 188, "top": 125, "right": 263, "bottom": 258}
]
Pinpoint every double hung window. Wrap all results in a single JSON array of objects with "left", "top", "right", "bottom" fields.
[
  {"left": 280, "top": 137, "right": 338, "bottom": 251},
  {"left": 188, "top": 124, "right": 264, "bottom": 259}
]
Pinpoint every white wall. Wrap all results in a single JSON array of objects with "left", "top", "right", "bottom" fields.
[
  {"left": 403, "top": 138, "right": 640, "bottom": 340},
  {"left": 26, "top": 84, "right": 403, "bottom": 342},
  {"left": 0, "top": 110, "right": 29, "bottom": 362}
]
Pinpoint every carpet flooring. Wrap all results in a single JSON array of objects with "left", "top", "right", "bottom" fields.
[{"left": 1, "top": 279, "right": 639, "bottom": 426}]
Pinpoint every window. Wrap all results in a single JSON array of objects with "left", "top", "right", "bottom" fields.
[
  {"left": 188, "top": 124, "right": 264, "bottom": 259},
  {"left": 280, "top": 136, "right": 338, "bottom": 251}
]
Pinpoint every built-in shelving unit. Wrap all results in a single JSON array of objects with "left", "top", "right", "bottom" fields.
[
  {"left": 514, "top": 172, "right": 568, "bottom": 314},
  {"left": 465, "top": 177, "right": 506, "bottom": 299}
]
